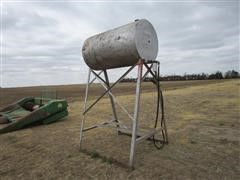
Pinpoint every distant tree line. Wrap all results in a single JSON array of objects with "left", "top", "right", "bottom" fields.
[{"left": 120, "top": 70, "right": 239, "bottom": 82}]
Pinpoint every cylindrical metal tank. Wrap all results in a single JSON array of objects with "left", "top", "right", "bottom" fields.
[{"left": 82, "top": 19, "right": 158, "bottom": 70}]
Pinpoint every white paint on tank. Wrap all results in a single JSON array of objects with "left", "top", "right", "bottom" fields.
[{"left": 135, "top": 19, "right": 158, "bottom": 61}]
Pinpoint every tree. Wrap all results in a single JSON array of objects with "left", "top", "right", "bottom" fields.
[{"left": 225, "top": 70, "right": 239, "bottom": 79}]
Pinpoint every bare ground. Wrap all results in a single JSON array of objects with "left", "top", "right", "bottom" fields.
[
  {"left": 0, "top": 80, "right": 239, "bottom": 179},
  {"left": 0, "top": 80, "right": 227, "bottom": 107}
]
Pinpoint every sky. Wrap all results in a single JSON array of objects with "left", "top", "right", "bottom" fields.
[{"left": 1, "top": 0, "right": 239, "bottom": 87}]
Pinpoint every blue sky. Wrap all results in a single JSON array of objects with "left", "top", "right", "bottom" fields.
[{"left": 1, "top": 0, "right": 239, "bottom": 87}]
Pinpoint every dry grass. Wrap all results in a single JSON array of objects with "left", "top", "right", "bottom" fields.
[{"left": 0, "top": 80, "right": 239, "bottom": 179}]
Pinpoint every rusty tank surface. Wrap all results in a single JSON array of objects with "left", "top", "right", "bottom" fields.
[{"left": 82, "top": 19, "right": 158, "bottom": 70}]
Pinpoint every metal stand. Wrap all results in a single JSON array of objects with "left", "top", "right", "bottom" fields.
[{"left": 79, "top": 59, "right": 168, "bottom": 168}]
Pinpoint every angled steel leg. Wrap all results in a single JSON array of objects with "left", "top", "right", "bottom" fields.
[
  {"left": 103, "top": 70, "right": 118, "bottom": 124},
  {"left": 80, "top": 68, "right": 91, "bottom": 149},
  {"left": 129, "top": 59, "right": 143, "bottom": 168}
]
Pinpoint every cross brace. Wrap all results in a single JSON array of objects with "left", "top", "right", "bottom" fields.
[{"left": 79, "top": 59, "right": 168, "bottom": 168}]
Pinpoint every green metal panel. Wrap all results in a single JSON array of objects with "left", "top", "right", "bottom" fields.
[
  {"left": 43, "top": 110, "right": 68, "bottom": 124},
  {"left": 0, "top": 106, "right": 31, "bottom": 123},
  {"left": 0, "top": 97, "right": 68, "bottom": 134}
]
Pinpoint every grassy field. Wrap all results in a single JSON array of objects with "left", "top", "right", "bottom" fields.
[{"left": 0, "top": 80, "right": 239, "bottom": 179}]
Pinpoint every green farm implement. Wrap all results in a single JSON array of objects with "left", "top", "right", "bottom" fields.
[{"left": 0, "top": 97, "right": 68, "bottom": 134}]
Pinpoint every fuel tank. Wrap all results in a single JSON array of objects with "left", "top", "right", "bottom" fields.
[{"left": 82, "top": 19, "right": 158, "bottom": 70}]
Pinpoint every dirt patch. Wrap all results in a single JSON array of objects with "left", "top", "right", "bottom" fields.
[{"left": 0, "top": 79, "right": 226, "bottom": 107}]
